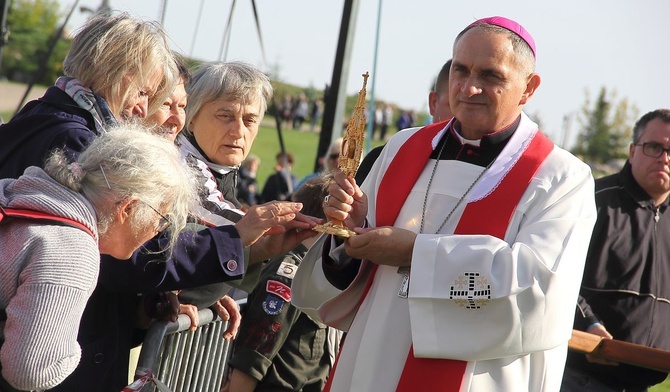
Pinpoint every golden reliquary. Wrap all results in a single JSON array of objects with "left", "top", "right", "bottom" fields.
[{"left": 313, "top": 71, "right": 369, "bottom": 238}]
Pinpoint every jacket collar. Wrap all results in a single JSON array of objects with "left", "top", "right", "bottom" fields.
[{"left": 38, "top": 86, "right": 99, "bottom": 131}]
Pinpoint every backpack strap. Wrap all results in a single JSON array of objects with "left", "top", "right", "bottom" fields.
[{"left": 0, "top": 205, "right": 96, "bottom": 239}]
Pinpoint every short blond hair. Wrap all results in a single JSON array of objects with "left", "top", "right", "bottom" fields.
[{"left": 63, "top": 12, "right": 178, "bottom": 117}]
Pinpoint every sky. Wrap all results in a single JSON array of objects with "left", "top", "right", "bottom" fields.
[{"left": 56, "top": 0, "right": 670, "bottom": 149}]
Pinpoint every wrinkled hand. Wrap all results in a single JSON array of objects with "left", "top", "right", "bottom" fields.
[
  {"left": 249, "top": 211, "right": 321, "bottom": 263},
  {"left": 323, "top": 169, "right": 368, "bottom": 229},
  {"left": 344, "top": 226, "right": 416, "bottom": 267},
  {"left": 179, "top": 303, "right": 199, "bottom": 332},
  {"left": 585, "top": 324, "right": 618, "bottom": 366},
  {"left": 235, "top": 201, "right": 316, "bottom": 248},
  {"left": 210, "top": 295, "right": 241, "bottom": 340},
  {"left": 144, "top": 291, "right": 180, "bottom": 323}
]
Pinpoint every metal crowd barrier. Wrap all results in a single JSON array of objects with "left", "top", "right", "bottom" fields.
[{"left": 135, "top": 300, "right": 246, "bottom": 392}]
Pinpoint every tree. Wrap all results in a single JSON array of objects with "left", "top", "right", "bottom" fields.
[
  {"left": 0, "top": 0, "right": 70, "bottom": 85},
  {"left": 571, "top": 86, "right": 639, "bottom": 163}
]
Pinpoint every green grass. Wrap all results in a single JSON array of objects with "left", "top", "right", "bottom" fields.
[
  {"left": 252, "top": 120, "right": 320, "bottom": 188},
  {"left": 251, "top": 116, "right": 386, "bottom": 190},
  {"left": 651, "top": 376, "right": 670, "bottom": 391}
]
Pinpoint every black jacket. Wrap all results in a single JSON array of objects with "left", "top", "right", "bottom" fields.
[
  {"left": 260, "top": 170, "right": 297, "bottom": 203},
  {"left": 0, "top": 87, "right": 94, "bottom": 179},
  {"left": 567, "top": 162, "right": 670, "bottom": 389}
]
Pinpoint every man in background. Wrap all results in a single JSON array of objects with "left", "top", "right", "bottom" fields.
[
  {"left": 261, "top": 152, "right": 297, "bottom": 203},
  {"left": 562, "top": 109, "right": 670, "bottom": 392},
  {"left": 356, "top": 58, "right": 453, "bottom": 184}
]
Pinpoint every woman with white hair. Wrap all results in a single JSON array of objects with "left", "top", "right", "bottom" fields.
[
  {"left": 180, "top": 60, "right": 273, "bottom": 211},
  {"left": 0, "top": 125, "right": 197, "bottom": 391},
  {"left": 178, "top": 60, "right": 316, "bottom": 258},
  {"left": 0, "top": 14, "right": 316, "bottom": 392}
]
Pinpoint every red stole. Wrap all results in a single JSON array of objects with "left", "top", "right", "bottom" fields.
[{"left": 324, "top": 121, "right": 554, "bottom": 391}]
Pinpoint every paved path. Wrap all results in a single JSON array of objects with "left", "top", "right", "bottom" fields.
[{"left": 0, "top": 80, "right": 48, "bottom": 114}]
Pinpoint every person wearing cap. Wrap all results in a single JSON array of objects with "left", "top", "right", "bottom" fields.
[{"left": 292, "top": 16, "right": 596, "bottom": 391}]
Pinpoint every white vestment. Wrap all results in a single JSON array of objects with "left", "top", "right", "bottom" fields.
[{"left": 292, "top": 113, "right": 597, "bottom": 392}]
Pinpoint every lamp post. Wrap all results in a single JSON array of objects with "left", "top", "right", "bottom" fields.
[
  {"left": 315, "top": 0, "right": 361, "bottom": 172},
  {"left": 365, "top": 0, "right": 383, "bottom": 153}
]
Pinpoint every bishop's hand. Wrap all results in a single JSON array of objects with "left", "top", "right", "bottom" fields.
[
  {"left": 323, "top": 168, "right": 368, "bottom": 230},
  {"left": 345, "top": 226, "right": 416, "bottom": 267}
]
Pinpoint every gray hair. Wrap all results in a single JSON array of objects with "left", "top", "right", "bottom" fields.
[
  {"left": 63, "top": 12, "right": 178, "bottom": 117},
  {"left": 632, "top": 109, "right": 670, "bottom": 144},
  {"left": 184, "top": 61, "right": 273, "bottom": 135},
  {"left": 454, "top": 23, "right": 536, "bottom": 74},
  {"left": 44, "top": 123, "right": 199, "bottom": 255}
]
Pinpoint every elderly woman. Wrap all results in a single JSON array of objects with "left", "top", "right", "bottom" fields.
[
  {"left": 0, "top": 12, "right": 178, "bottom": 178},
  {"left": 171, "top": 61, "right": 320, "bottom": 312},
  {"left": 0, "top": 125, "right": 197, "bottom": 391},
  {"left": 179, "top": 61, "right": 272, "bottom": 212},
  {"left": 0, "top": 14, "right": 315, "bottom": 389},
  {"left": 147, "top": 53, "right": 190, "bottom": 142},
  {"left": 177, "top": 61, "right": 317, "bottom": 262}
]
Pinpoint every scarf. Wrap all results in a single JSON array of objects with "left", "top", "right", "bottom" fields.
[
  {"left": 55, "top": 77, "right": 117, "bottom": 133},
  {"left": 176, "top": 134, "right": 244, "bottom": 223}
]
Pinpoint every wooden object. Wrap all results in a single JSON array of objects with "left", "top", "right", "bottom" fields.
[{"left": 568, "top": 329, "right": 670, "bottom": 373}]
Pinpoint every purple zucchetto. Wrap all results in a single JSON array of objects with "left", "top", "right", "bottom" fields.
[{"left": 467, "top": 16, "right": 536, "bottom": 58}]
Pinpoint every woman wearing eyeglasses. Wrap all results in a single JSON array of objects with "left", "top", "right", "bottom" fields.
[
  {"left": 0, "top": 12, "right": 179, "bottom": 179},
  {"left": 0, "top": 125, "right": 198, "bottom": 391},
  {"left": 0, "top": 15, "right": 313, "bottom": 391}
]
